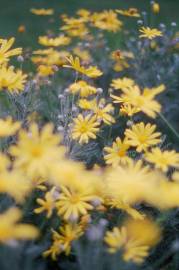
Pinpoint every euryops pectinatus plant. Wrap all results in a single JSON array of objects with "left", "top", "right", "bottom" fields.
[{"left": 1, "top": 2, "right": 179, "bottom": 270}]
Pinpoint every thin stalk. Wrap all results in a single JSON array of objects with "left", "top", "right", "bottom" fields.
[{"left": 159, "top": 112, "right": 179, "bottom": 140}]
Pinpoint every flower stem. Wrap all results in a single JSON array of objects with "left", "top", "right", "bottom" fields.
[{"left": 159, "top": 112, "right": 179, "bottom": 140}]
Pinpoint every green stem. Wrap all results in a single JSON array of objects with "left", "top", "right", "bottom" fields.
[{"left": 159, "top": 112, "right": 179, "bottom": 140}]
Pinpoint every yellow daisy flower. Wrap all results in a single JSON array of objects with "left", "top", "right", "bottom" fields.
[
  {"left": 69, "top": 80, "right": 97, "bottom": 97},
  {"left": 34, "top": 187, "right": 57, "bottom": 218},
  {"left": 104, "top": 137, "right": 131, "bottom": 167},
  {"left": 38, "top": 35, "right": 71, "bottom": 47},
  {"left": 9, "top": 123, "right": 65, "bottom": 179},
  {"left": 116, "top": 8, "right": 140, "bottom": 17},
  {"left": 0, "top": 65, "right": 27, "bottom": 92},
  {"left": 0, "top": 117, "right": 21, "bottom": 137},
  {"left": 0, "top": 37, "right": 22, "bottom": 65},
  {"left": 72, "top": 114, "right": 100, "bottom": 144},
  {"left": 0, "top": 208, "right": 39, "bottom": 242},
  {"left": 125, "top": 122, "right": 161, "bottom": 152},
  {"left": 139, "top": 27, "right": 162, "bottom": 39},
  {"left": 91, "top": 10, "right": 122, "bottom": 32},
  {"left": 104, "top": 218, "right": 160, "bottom": 264},
  {"left": 30, "top": 8, "right": 54, "bottom": 15},
  {"left": 145, "top": 148, "right": 179, "bottom": 172},
  {"left": 64, "top": 55, "right": 103, "bottom": 78},
  {"left": 111, "top": 77, "right": 135, "bottom": 91},
  {"left": 56, "top": 185, "right": 94, "bottom": 220},
  {"left": 43, "top": 223, "right": 83, "bottom": 259}
]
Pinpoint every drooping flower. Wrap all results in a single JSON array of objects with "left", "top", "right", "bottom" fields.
[{"left": 64, "top": 55, "right": 103, "bottom": 78}]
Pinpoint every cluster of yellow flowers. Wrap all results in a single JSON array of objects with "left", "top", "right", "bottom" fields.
[
  {"left": 0, "top": 38, "right": 27, "bottom": 92},
  {"left": 1, "top": 1, "right": 179, "bottom": 268}
]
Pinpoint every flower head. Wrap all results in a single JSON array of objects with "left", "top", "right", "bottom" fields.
[
  {"left": 125, "top": 122, "right": 161, "bottom": 152},
  {"left": 0, "top": 208, "right": 39, "bottom": 242},
  {"left": 104, "top": 137, "right": 131, "bottom": 167},
  {"left": 10, "top": 123, "right": 65, "bottom": 179},
  {"left": 30, "top": 8, "right": 54, "bottom": 15},
  {"left": 139, "top": 27, "right": 162, "bottom": 39},
  {"left": 0, "top": 117, "right": 21, "bottom": 137},
  {"left": 72, "top": 114, "right": 100, "bottom": 144},
  {"left": 145, "top": 148, "right": 179, "bottom": 172},
  {"left": 0, "top": 38, "right": 22, "bottom": 65},
  {"left": 0, "top": 65, "right": 27, "bottom": 92},
  {"left": 38, "top": 35, "right": 71, "bottom": 47},
  {"left": 116, "top": 8, "right": 140, "bottom": 17}
]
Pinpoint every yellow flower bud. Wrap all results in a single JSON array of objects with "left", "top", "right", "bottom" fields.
[{"left": 152, "top": 3, "right": 160, "bottom": 14}]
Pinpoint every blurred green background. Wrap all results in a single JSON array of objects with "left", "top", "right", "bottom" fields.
[{"left": 0, "top": 0, "right": 178, "bottom": 48}]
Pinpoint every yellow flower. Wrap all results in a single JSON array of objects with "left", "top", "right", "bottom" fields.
[
  {"left": 77, "top": 9, "right": 91, "bottom": 21},
  {"left": 64, "top": 55, "right": 103, "bottom": 78},
  {"left": 56, "top": 185, "right": 95, "bottom": 220},
  {"left": 0, "top": 169, "right": 32, "bottom": 202},
  {"left": 152, "top": 2, "right": 160, "bottom": 13},
  {"left": 111, "top": 77, "right": 135, "bottom": 91},
  {"left": 91, "top": 99, "right": 115, "bottom": 125},
  {"left": 145, "top": 148, "right": 179, "bottom": 172},
  {"left": 104, "top": 218, "right": 160, "bottom": 264},
  {"left": 120, "top": 104, "right": 140, "bottom": 117},
  {"left": 38, "top": 35, "right": 71, "bottom": 47},
  {"left": 72, "top": 114, "right": 100, "bottom": 144},
  {"left": 73, "top": 47, "right": 91, "bottom": 62},
  {"left": 78, "top": 98, "right": 96, "bottom": 110},
  {"left": 104, "top": 226, "right": 149, "bottom": 263},
  {"left": 0, "top": 153, "right": 10, "bottom": 172},
  {"left": 111, "top": 84, "right": 165, "bottom": 118},
  {"left": 32, "top": 49, "right": 70, "bottom": 66},
  {"left": 0, "top": 117, "right": 21, "bottom": 137},
  {"left": 104, "top": 137, "right": 131, "bottom": 167},
  {"left": 34, "top": 187, "right": 57, "bottom": 218},
  {"left": 125, "top": 122, "right": 161, "bottom": 152},
  {"left": 69, "top": 80, "right": 97, "bottom": 97},
  {"left": 104, "top": 160, "right": 151, "bottom": 205},
  {"left": 0, "top": 208, "right": 39, "bottom": 242},
  {"left": 139, "top": 27, "right": 162, "bottom": 39},
  {"left": 37, "top": 65, "right": 55, "bottom": 77},
  {"left": 108, "top": 198, "right": 145, "bottom": 220},
  {"left": 91, "top": 10, "right": 122, "bottom": 32},
  {"left": 30, "top": 8, "right": 54, "bottom": 15},
  {"left": 116, "top": 8, "right": 140, "bottom": 17},
  {"left": 43, "top": 223, "right": 83, "bottom": 259},
  {"left": 60, "top": 16, "right": 89, "bottom": 38},
  {"left": 0, "top": 65, "right": 27, "bottom": 92},
  {"left": 9, "top": 123, "right": 65, "bottom": 179},
  {"left": 0, "top": 38, "right": 22, "bottom": 65}
]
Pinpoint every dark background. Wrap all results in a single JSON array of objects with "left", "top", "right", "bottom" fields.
[{"left": 0, "top": 0, "right": 178, "bottom": 48}]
